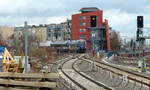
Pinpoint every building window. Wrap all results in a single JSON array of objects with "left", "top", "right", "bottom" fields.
[
  {"left": 80, "top": 16, "right": 86, "bottom": 20},
  {"left": 83, "top": 28, "right": 86, "bottom": 32},
  {"left": 48, "top": 33, "right": 51, "bottom": 37},
  {"left": 80, "top": 34, "right": 86, "bottom": 39},
  {"left": 48, "top": 29, "right": 51, "bottom": 32},
  {"left": 79, "top": 28, "right": 86, "bottom": 32},
  {"left": 80, "top": 22, "right": 86, "bottom": 26}
]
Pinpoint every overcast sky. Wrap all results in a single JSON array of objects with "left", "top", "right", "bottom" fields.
[{"left": 0, "top": 0, "right": 150, "bottom": 37}]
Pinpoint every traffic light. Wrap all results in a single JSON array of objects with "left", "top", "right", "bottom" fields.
[
  {"left": 137, "top": 16, "right": 143, "bottom": 28},
  {"left": 90, "top": 16, "right": 97, "bottom": 27}
]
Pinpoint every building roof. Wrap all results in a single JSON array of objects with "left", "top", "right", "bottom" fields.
[
  {"left": 39, "top": 41, "right": 52, "bottom": 46},
  {"left": 79, "top": 7, "right": 100, "bottom": 13},
  {"left": 15, "top": 27, "right": 24, "bottom": 31},
  {"left": 39, "top": 40, "right": 86, "bottom": 47}
]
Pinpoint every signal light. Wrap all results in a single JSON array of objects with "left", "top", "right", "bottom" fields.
[
  {"left": 137, "top": 16, "right": 143, "bottom": 28},
  {"left": 90, "top": 16, "right": 97, "bottom": 27},
  {"left": 92, "top": 17, "right": 95, "bottom": 20}
]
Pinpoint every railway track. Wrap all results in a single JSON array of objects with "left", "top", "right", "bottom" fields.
[
  {"left": 72, "top": 59, "right": 114, "bottom": 90},
  {"left": 60, "top": 56, "right": 88, "bottom": 90},
  {"left": 83, "top": 56, "right": 150, "bottom": 89},
  {"left": 58, "top": 55, "right": 114, "bottom": 90}
]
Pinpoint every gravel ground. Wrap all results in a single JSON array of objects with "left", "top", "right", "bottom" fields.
[
  {"left": 105, "top": 57, "right": 150, "bottom": 77},
  {"left": 76, "top": 60, "right": 149, "bottom": 90},
  {"left": 51, "top": 55, "right": 74, "bottom": 90},
  {"left": 108, "top": 57, "right": 150, "bottom": 72}
]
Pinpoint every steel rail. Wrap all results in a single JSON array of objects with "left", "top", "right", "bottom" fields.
[
  {"left": 72, "top": 59, "right": 114, "bottom": 90},
  {"left": 84, "top": 56, "right": 150, "bottom": 87},
  {"left": 60, "top": 56, "right": 88, "bottom": 90}
]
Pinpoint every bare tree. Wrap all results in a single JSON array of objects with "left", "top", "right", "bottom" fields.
[
  {"left": 0, "top": 33, "right": 8, "bottom": 46},
  {"left": 110, "top": 30, "right": 122, "bottom": 51}
]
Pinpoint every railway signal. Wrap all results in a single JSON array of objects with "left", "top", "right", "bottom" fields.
[
  {"left": 136, "top": 16, "right": 146, "bottom": 72},
  {"left": 137, "top": 16, "right": 143, "bottom": 28},
  {"left": 136, "top": 16, "right": 144, "bottom": 41},
  {"left": 90, "top": 16, "right": 97, "bottom": 27}
]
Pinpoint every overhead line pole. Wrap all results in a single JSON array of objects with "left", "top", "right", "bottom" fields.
[{"left": 24, "top": 21, "right": 28, "bottom": 73}]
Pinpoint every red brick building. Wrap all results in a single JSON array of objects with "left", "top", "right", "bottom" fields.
[{"left": 71, "top": 7, "right": 111, "bottom": 51}]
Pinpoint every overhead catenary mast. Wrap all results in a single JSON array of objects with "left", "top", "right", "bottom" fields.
[{"left": 24, "top": 21, "right": 28, "bottom": 73}]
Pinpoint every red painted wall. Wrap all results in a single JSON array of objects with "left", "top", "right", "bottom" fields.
[
  {"left": 71, "top": 10, "right": 110, "bottom": 51},
  {"left": 104, "top": 19, "right": 111, "bottom": 50}
]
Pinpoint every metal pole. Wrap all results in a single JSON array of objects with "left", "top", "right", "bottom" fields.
[
  {"left": 142, "top": 45, "right": 146, "bottom": 72},
  {"left": 92, "top": 36, "right": 94, "bottom": 71},
  {"left": 92, "top": 33, "right": 95, "bottom": 71},
  {"left": 102, "top": 29, "right": 103, "bottom": 52},
  {"left": 69, "top": 41, "right": 70, "bottom": 55},
  {"left": 24, "top": 21, "right": 28, "bottom": 73}
]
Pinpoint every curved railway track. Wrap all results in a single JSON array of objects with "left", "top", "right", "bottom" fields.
[
  {"left": 83, "top": 56, "right": 150, "bottom": 89},
  {"left": 72, "top": 59, "right": 114, "bottom": 90},
  {"left": 58, "top": 55, "right": 114, "bottom": 90},
  {"left": 60, "top": 56, "right": 88, "bottom": 90}
]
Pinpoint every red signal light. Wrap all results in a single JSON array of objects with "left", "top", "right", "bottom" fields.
[
  {"left": 137, "top": 16, "right": 143, "bottom": 28},
  {"left": 92, "top": 17, "right": 95, "bottom": 20},
  {"left": 139, "top": 18, "right": 142, "bottom": 21}
]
